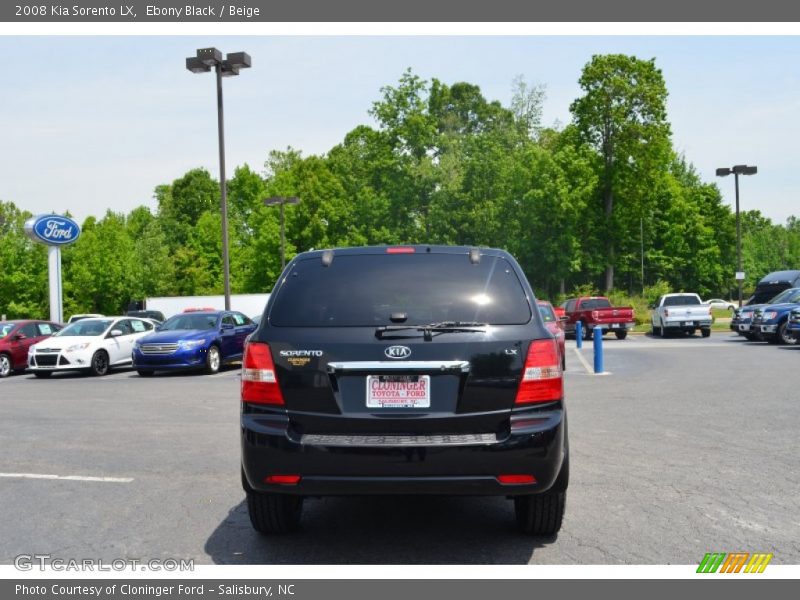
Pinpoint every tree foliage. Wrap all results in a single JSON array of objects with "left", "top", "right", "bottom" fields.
[{"left": 1, "top": 58, "right": 798, "bottom": 319}]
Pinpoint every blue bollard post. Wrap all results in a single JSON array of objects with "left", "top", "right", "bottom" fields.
[
  {"left": 575, "top": 321, "right": 583, "bottom": 349},
  {"left": 593, "top": 325, "right": 604, "bottom": 373}
]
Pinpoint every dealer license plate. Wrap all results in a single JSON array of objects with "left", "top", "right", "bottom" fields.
[
  {"left": 366, "top": 375, "right": 431, "bottom": 408},
  {"left": 610, "top": 323, "right": 620, "bottom": 328},
  {"left": 682, "top": 321, "right": 693, "bottom": 326}
]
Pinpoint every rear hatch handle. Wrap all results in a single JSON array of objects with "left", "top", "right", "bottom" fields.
[{"left": 327, "top": 360, "right": 471, "bottom": 374}]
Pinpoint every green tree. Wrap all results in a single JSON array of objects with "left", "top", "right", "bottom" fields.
[
  {"left": 570, "top": 54, "right": 671, "bottom": 291},
  {"left": 0, "top": 201, "right": 48, "bottom": 318}
]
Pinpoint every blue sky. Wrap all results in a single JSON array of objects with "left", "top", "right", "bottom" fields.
[{"left": 1, "top": 36, "right": 798, "bottom": 224}]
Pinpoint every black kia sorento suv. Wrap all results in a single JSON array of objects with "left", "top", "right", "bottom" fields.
[{"left": 241, "top": 246, "right": 568, "bottom": 535}]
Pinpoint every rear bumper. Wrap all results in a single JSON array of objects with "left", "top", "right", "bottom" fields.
[
  {"left": 241, "top": 405, "right": 566, "bottom": 496},
  {"left": 662, "top": 319, "right": 712, "bottom": 329},
  {"left": 586, "top": 322, "right": 634, "bottom": 330}
]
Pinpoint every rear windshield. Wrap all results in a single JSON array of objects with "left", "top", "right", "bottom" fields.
[
  {"left": 579, "top": 298, "right": 612, "bottom": 309},
  {"left": 270, "top": 253, "right": 532, "bottom": 327},
  {"left": 663, "top": 295, "right": 701, "bottom": 307}
]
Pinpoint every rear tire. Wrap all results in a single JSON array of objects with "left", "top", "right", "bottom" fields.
[
  {"left": 582, "top": 323, "right": 591, "bottom": 341},
  {"left": 246, "top": 490, "right": 304, "bottom": 534},
  {"left": 701, "top": 328, "right": 711, "bottom": 338},
  {"left": 614, "top": 330, "right": 628, "bottom": 340},
  {"left": 651, "top": 323, "right": 661, "bottom": 336},
  {"left": 514, "top": 452, "right": 568, "bottom": 536}
]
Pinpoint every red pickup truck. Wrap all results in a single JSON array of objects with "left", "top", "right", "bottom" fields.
[{"left": 560, "top": 296, "right": 635, "bottom": 340}]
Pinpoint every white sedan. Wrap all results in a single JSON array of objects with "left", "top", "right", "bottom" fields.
[
  {"left": 28, "top": 316, "right": 155, "bottom": 377},
  {"left": 704, "top": 298, "right": 736, "bottom": 312}
]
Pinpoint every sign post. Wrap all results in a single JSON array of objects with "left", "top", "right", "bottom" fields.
[{"left": 23, "top": 214, "right": 81, "bottom": 323}]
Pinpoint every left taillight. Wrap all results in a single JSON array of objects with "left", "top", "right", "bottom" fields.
[
  {"left": 514, "top": 339, "right": 563, "bottom": 405},
  {"left": 241, "top": 342, "right": 284, "bottom": 405}
]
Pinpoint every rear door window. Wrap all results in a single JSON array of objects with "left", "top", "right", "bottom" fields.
[
  {"left": 130, "top": 319, "right": 150, "bottom": 333},
  {"left": 232, "top": 313, "right": 250, "bottom": 326},
  {"left": 270, "top": 253, "right": 532, "bottom": 327},
  {"left": 37, "top": 323, "right": 54, "bottom": 336}
]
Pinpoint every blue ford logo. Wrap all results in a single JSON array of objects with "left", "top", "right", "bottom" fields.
[
  {"left": 385, "top": 345, "right": 411, "bottom": 359},
  {"left": 24, "top": 215, "right": 81, "bottom": 246}
]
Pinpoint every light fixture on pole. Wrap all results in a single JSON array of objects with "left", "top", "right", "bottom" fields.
[
  {"left": 263, "top": 196, "right": 301, "bottom": 270},
  {"left": 186, "top": 47, "right": 252, "bottom": 310},
  {"left": 716, "top": 164, "right": 757, "bottom": 308}
]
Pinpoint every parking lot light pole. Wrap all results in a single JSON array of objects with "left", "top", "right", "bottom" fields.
[
  {"left": 186, "top": 48, "right": 252, "bottom": 310},
  {"left": 716, "top": 164, "right": 757, "bottom": 308},
  {"left": 263, "top": 196, "right": 301, "bottom": 270}
]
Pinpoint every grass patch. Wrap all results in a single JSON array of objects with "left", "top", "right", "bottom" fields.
[{"left": 711, "top": 307, "right": 735, "bottom": 319}]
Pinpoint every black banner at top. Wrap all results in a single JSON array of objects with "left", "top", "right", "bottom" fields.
[{"left": 3, "top": 0, "right": 800, "bottom": 22}]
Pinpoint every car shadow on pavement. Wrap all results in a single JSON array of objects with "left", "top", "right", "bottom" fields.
[
  {"left": 205, "top": 496, "right": 555, "bottom": 564},
  {"left": 119, "top": 364, "right": 241, "bottom": 378}
]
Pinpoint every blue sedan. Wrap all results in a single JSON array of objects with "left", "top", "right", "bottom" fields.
[{"left": 132, "top": 310, "right": 256, "bottom": 376}]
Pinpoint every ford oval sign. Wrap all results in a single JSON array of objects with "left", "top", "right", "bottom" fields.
[
  {"left": 24, "top": 215, "right": 81, "bottom": 246},
  {"left": 385, "top": 345, "right": 411, "bottom": 359}
]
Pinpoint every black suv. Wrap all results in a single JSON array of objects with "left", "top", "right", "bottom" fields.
[{"left": 241, "top": 246, "right": 568, "bottom": 535}]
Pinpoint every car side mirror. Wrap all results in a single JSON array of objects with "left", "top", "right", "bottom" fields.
[
  {"left": 14, "top": 332, "right": 26, "bottom": 340},
  {"left": 109, "top": 329, "right": 123, "bottom": 337}
]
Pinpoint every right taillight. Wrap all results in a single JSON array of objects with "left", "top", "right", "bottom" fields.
[
  {"left": 241, "top": 342, "right": 284, "bottom": 405},
  {"left": 515, "top": 339, "right": 563, "bottom": 405}
]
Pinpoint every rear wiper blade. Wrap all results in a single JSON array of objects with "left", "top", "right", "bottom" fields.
[
  {"left": 374, "top": 325, "right": 419, "bottom": 339},
  {"left": 375, "top": 321, "right": 487, "bottom": 341},
  {"left": 427, "top": 321, "right": 486, "bottom": 328}
]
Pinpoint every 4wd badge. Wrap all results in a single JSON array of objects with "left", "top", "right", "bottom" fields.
[{"left": 385, "top": 345, "right": 411, "bottom": 359}]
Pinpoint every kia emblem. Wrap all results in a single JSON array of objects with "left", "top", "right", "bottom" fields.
[{"left": 385, "top": 345, "right": 411, "bottom": 359}]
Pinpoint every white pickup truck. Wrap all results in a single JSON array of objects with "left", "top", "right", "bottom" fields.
[{"left": 651, "top": 293, "right": 713, "bottom": 338}]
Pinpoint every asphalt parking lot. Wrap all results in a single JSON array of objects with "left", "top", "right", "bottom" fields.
[{"left": 0, "top": 332, "right": 798, "bottom": 565}]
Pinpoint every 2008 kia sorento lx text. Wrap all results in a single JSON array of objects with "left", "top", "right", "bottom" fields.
[{"left": 240, "top": 246, "right": 568, "bottom": 535}]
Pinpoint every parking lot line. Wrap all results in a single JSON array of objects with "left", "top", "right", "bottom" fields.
[
  {"left": 0, "top": 472, "right": 133, "bottom": 483},
  {"left": 210, "top": 369, "right": 241, "bottom": 378},
  {"left": 573, "top": 348, "right": 594, "bottom": 374},
  {"left": 604, "top": 342, "right": 732, "bottom": 350}
]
